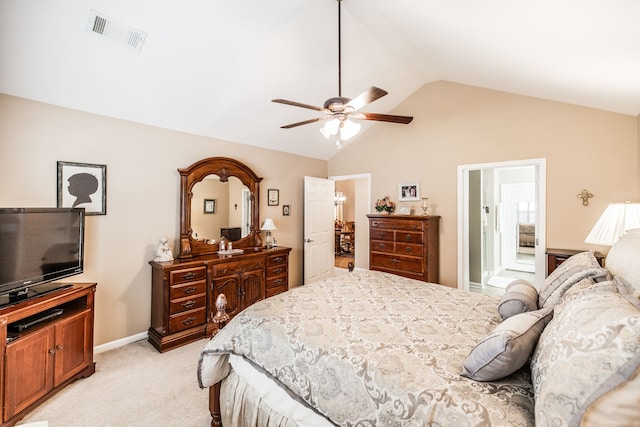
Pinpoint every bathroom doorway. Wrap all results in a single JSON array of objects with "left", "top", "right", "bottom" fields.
[{"left": 458, "top": 159, "right": 546, "bottom": 295}]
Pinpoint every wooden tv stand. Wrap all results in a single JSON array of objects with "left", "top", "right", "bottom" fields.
[{"left": 0, "top": 283, "right": 96, "bottom": 427}]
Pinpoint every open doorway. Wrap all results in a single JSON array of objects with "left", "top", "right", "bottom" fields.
[
  {"left": 458, "top": 159, "right": 546, "bottom": 296},
  {"left": 329, "top": 174, "right": 371, "bottom": 274}
]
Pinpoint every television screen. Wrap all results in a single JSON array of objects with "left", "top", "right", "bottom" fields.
[{"left": 0, "top": 208, "right": 85, "bottom": 299}]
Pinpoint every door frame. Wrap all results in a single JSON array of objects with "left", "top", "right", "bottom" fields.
[{"left": 457, "top": 158, "right": 546, "bottom": 291}]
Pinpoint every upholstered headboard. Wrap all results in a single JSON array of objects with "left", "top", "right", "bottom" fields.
[{"left": 604, "top": 228, "right": 640, "bottom": 296}]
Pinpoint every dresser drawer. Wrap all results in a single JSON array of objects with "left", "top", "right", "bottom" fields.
[
  {"left": 169, "top": 307, "right": 206, "bottom": 333},
  {"left": 169, "top": 294, "right": 207, "bottom": 315},
  {"left": 370, "top": 253, "right": 424, "bottom": 274},
  {"left": 266, "top": 283, "right": 287, "bottom": 298},
  {"left": 370, "top": 229, "right": 394, "bottom": 241},
  {"left": 267, "top": 253, "right": 288, "bottom": 266},
  {"left": 394, "top": 242, "right": 424, "bottom": 257},
  {"left": 370, "top": 240, "right": 395, "bottom": 253},
  {"left": 266, "top": 264, "right": 287, "bottom": 277},
  {"left": 211, "top": 258, "right": 264, "bottom": 276},
  {"left": 169, "top": 266, "right": 207, "bottom": 285},
  {"left": 395, "top": 231, "right": 423, "bottom": 244},
  {"left": 266, "top": 275, "right": 287, "bottom": 292},
  {"left": 170, "top": 280, "right": 207, "bottom": 300},
  {"left": 370, "top": 218, "right": 424, "bottom": 232}
]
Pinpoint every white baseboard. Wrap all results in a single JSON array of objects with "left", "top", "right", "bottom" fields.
[{"left": 94, "top": 331, "right": 148, "bottom": 354}]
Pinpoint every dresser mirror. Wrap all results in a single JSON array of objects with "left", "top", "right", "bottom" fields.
[{"left": 178, "top": 157, "right": 263, "bottom": 258}]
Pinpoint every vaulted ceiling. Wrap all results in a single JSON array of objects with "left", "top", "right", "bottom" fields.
[{"left": 1, "top": 0, "right": 638, "bottom": 160}]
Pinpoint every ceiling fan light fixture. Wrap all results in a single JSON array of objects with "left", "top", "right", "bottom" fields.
[
  {"left": 339, "top": 119, "right": 360, "bottom": 141},
  {"left": 320, "top": 118, "right": 340, "bottom": 139}
]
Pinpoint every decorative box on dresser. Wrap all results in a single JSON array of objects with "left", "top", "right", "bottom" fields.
[
  {"left": 367, "top": 214, "right": 440, "bottom": 283},
  {"left": 148, "top": 247, "right": 291, "bottom": 352}
]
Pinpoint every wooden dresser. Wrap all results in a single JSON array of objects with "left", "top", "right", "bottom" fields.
[
  {"left": 367, "top": 214, "right": 440, "bottom": 283},
  {"left": 148, "top": 246, "right": 290, "bottom": 352}
]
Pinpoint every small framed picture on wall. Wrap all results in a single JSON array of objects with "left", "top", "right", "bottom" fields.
[
  {"left": 268, "top": 189, "right": 279, "bottom": 206},
  {"left": 204, "top": 199, "right": 216, "bottom": 214},
  {"left": 398, "top": 183, "right": 420, "bottom": 201},
  {"left": 57, "top": 161, "right": 107, "bottom": 215}
]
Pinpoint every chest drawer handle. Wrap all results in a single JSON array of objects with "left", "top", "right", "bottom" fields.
[
  {"left": 273, "top": 279, "right": 283, "bottom": 285},
  {"left": 404, "top": 247, "right": 412, "bottom": 253},
  {"left": 182, "top": 287, "right": 197, "bottom": 295},
  {"left": 182, "top": 272, "right": 197, "bottom": 280},
  {"left": 404, "top": 235, "right": 412, "bottom": 241},
  {"left": 182, "top": 317, "right": 196, "bottom": 325},
  {"left": 182, "top": 300, "right": 196, "bottom": 309},
  {"left": 273, "top": 256, "right": 284, "bottom": 263},
  {"left": 378, "top": 243, "right": 386, "bottom": 249},
  {"left": 391, "top": 258, "right": 400, "bottom": 264},
  {"left": 273, "top": 267, "right": 284, "bottom": 274},
  {"left": 380, "top": 232, "right": 386, "bottom": 239}
]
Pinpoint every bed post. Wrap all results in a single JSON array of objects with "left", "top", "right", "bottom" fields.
[{"left": 209, "top": 293, "right": 229, "bottom": 427}]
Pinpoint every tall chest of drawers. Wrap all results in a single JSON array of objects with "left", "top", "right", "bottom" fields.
[
  {"left": 367, "top": 214, "right": 440, "bottom": 283},
  {"left": 149, "top": 246, "right": 290, "bottom": 352}
]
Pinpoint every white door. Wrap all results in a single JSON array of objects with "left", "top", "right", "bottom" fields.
[{"left": 304, "top": 176, "right": 335, "bottom": 284}]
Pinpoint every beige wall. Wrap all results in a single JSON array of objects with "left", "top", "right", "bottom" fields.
[
  {"left": 328, "top": 81, "right": 639, "bottom": 287},
  {"left": 0, "top": 93, "right": 326, "bottom": 346}
]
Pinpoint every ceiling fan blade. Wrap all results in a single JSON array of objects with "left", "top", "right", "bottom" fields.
[
  {"left": 345, "top": 87, "right": 388, "bottom": 111},
  {"left": 272, "top": 99, "right": 324, "bottom": 112},
  {"left": 351, "top": 112, "right": 414, "bottom": 124},
  {"left": 280, "top": 117, "right": 327, "bottom": 129}
]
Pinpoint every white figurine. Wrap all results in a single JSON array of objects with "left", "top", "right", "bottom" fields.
[{"left": 154, "top": 236, "right": 174, "bottom": 262}]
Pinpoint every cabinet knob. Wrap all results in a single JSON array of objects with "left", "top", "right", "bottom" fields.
[
  {"left": 48, "top": 349, "right": 56, "bottom": 355},
  {"left": 56, "top": 344, "right": 64, "bottom": 350},
  {"left": 378, "top": 243, "right": 385, "bottom": 249},
  {"left": 405, "top": 247, "right": 412, "bottom": 253}
]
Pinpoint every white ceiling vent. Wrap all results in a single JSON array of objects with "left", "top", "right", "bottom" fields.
[{"left": 87, "top": 10, "right": 146, "bottom": 52}]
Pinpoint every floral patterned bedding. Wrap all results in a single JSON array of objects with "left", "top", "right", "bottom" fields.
[{"left": 198, "top": 270, "right": 535, "bottom": 426}]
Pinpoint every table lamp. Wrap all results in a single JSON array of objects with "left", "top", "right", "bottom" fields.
[
  {"left": 261, "top": 218, "right": 277, "bottom": 248},
  {"left": 585, "top": 201, "right": 640, "bottom": 245}
]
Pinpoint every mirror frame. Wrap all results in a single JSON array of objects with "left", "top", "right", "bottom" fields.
[{"left": 178, "top": 157, "right": 263, "bottom": 258}]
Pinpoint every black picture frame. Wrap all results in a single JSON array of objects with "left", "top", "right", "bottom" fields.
[
  {"left": 204, "top": 199, "right": 216, "bottom": 214},
  {"left": 282, "top": 205, "right": 290, "bottom": 216},
  {"left": 57, "top": 161, "right": 107, "bottom": 215},
  {"left": 268, "top": 189, "right": 279, "bottom": 206}
]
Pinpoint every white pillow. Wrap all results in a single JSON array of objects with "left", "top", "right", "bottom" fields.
[{"left": 461, "top": 307, "right": 553, "bottom": 381}]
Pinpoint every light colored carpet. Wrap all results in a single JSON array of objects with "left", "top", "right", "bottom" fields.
[{"left": 17, "top": 338, "right": 212, "bottom": 427}]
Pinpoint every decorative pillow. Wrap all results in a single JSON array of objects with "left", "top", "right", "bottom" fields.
[
  {"left": 530, "top": 287, "right": 640, "bottom": 427},
  {"left": 606, "top": 228, "right": 640, "bottom": 301},
  {"left": 538, "top": 251, "right": 605, "bottom": 308},
  {"left": 461, "top": 307, "right": 553, "bottom": 381},
  {"left": 498, "top": 279, "right": 538, "bottom": 320}
]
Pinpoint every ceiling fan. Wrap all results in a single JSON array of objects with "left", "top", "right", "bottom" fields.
[{"left": 272, "top": 0, "right": 413, "bottom": 147}]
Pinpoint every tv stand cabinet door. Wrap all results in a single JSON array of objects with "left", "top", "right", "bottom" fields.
[
  {"left": 53, "top": 309, "right": 93, "bottom": 386},
  {"left": 4, "top": 326, "right": 55, "bottom": 420}
]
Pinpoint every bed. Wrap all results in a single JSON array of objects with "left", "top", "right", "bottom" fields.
[{"left": 198, "top": 231, "right": 640, "bottom": 427}]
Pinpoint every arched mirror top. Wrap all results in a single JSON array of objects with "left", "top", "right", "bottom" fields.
[{"left": 178, "top": 157, "right": 263, "bottom": 258}]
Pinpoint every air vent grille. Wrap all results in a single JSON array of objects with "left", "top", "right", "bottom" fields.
[{"left": 87, "top": 10, "right": 146, "bottom": 52}]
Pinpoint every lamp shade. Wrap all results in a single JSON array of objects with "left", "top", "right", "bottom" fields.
[
  {"left": 585, "top": 202, "right": 640, "bottom": 245},
  {"left": 260, "top": 218, "right": 277, "bottom": 231}
]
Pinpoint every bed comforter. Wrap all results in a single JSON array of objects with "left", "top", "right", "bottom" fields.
[{"left": 198, "top": 270, "right": 534, "bottom": 426}]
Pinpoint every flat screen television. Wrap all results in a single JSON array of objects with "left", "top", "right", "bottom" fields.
[{"left": 0, "top": 207, "right": 85, "bottom": 306}]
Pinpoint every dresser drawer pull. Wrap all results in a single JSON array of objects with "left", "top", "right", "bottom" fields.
[
  {"left": 404, "top": 247, "right": 412, "bottom": 253},
  {"left": 378, "top": 243, "right": 386, "bottom": 249},
  {"left": 182, "top": 272, "right": 197, "bottom": 280},
  {"left": 182, "top": 287, "right": 197, "bottom": 295},
  {"left": 273, "top": 256, "right": 284, "bottom": 263},
  {"left": 404, "top": 234, "right": 412, "bottom": 241},
  {"left": 412, "top": 225, "right": 419, "bottom": 230},
  {"left": 380, "top": 232, "right": 386, "bottom": 239},
  {"left": 182, "top": 300, "right": 196, "bottom": 309},
  {"left": 273, "top": 267, "right": 284, "bottom": 274},
  {"left": 273, "top": 279, "right": 283, "bottom": 285},
  {"left": 392, "top": 258, "right": 400, "bottom": 264},
  {"left": 182, "top": 317, "right": 196, "bottom": 325}
]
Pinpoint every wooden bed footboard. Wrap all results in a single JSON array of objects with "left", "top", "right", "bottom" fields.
[{"left": 209, "top": 293, "right": 229, "bottom": 427}]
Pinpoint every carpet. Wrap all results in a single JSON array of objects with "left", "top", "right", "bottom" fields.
[{"left": 17, "top": 338, "right": 212, "bottom": 427}]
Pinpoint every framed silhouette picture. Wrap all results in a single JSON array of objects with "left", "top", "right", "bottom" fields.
[{"left": 57, "top": 161, "right": 107, "bottom": 215}]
